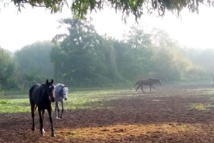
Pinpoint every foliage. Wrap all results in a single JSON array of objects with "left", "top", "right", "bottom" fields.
[
  {"left": 51, "top": 19, "right": 124, "bottom": 87},
  {"left": 50, "top": 18, "right": 205, "bottom": 87},
  {"left": 15, "top": 41, "right": 55, "bottom": 88},
  {"left": 4, "top": 0, "right": 214, "bottom": 21},
  {"left": 183, "top": 48, "right": 214, "bottom": 81},
  {"left": 125, "top": 26, "right": 154, "bottom": 79},
  {"left": 148, "top": 29, "right": 194, "bottom": 81},
  {"left": 0, "top": 18, "right": 210, "bottom": 89},
  {"left": 0, "top": 48, "right": 17, "bottom": 89}
]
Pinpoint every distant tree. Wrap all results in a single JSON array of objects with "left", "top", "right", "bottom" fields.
[
  {"left": 51, "top": 19, "right": 110, "bottom": 86},
  {"left": 3, "top": 0, "right": 214, "bottom": 21},
  {"left": 150, "top": 29, "right": 194, "bottom": 81},
  {"left": 125, "top": 26, "right": 153, "bottom": 79},
  {"left": 15, "top": 41, "right": 55, "bottom": 87},
  {"left": 184, "top": 48, "right": 214, "bottom": 80},
  {"left": 123, "top": 26, "right": 195, "bottom": 82},
  {"left": 0, "top": 47, "right": 17, "bottom": 89}
]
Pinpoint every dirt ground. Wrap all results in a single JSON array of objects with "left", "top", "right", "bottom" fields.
[{"left": 1, "top": 84, "right": 214, "bottom": 143}]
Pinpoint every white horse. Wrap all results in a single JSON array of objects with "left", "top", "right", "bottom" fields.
[{"left": 54, "top": 83, "right": 68, "bottom": 119}]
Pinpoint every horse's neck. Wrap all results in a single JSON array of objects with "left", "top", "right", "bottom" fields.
[{"left": 40, "top": 87, "right": 47, "bottom": 98}]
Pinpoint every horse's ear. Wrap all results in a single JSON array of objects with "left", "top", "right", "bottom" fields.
[
  {"left": 46, "top": 79, "right": 49, "bottom": 84},
  {"left": 51, "top": 79, "right": 54, "bottom": 84}
]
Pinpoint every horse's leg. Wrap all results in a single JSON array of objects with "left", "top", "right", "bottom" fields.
[
  {"left": 141, "top": 85, "right": 145, "bottom": 93},
  {"left": 38, "top": 108, "right": 45, "bottom": 136},
  {"left": 41, "top": 110, "right": 45, "bottom": 134},
  {"left": 152, "top": 85, "right": 155, "bottom": 92},
  {"left": 60, "top": 101, "right": 64, "bottom": 119},
  {"left": 31, "top": 103, "right": 36, "bottom": 131},
  {"left": 136, "top": 83, "right": 141, "bottom": 92},
  {"left": 55, "top": 101, "right": 59, "bottom": 119},
  {"left": 48, "top": 107, "right": 55, "bottom": 137}
]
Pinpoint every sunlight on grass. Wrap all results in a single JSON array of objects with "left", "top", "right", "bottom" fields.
[
  {"left": 0, "top": 89, "right": 132, "bottom": 113},
  {"left": 56, "top": 122, "right": 203, "bottom": 140},
  {"left": 0, "top": 98, "right": 30, "bottom": 113},
  {"left": 187, "top": 103, "right": 206, "bottom": 111},
  {"left": 64, "top": 89, "right": 132, "bottom": 110},
  {"left": 56, "top": 129, "right": 82, "bottom": 138}
]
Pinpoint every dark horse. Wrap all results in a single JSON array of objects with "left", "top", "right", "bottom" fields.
[
  {"left": 29, "top": 79, "right": 55, "bottom": 137},
  {"left": 134, "top": 78, "right": 162, "bottom": 93}
]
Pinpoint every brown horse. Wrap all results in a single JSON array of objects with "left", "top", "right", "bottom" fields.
[
  {"left": 29, "top": 79, "right": 55, "bottom": 137},
  {"left": 134, "top": 78, "right": 161, "bottom": 93}
]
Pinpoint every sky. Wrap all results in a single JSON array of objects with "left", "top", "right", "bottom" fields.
[{"left": 1, "top": 4, "right": 214, "bottom": 52}]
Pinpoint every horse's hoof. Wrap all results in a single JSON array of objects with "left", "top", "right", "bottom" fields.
[
  {"left": 51, "top": 133, "right": 56, "bottom": 137},
  {"left": 56, "top": 117, "right": 62, "bottom": 120},
  {"left": 41, "top": 128, "right": 45, "bottom": 135},
  {"left": 31, "top": 127, "right": 35, "bottom": 131},
  {"left": 41, "top": 132, "right": 45, "bottom": 136}
]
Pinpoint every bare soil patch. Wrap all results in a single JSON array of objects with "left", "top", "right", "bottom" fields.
[{"left": 1, "top": 84, "right": 214, "bottom": 142}]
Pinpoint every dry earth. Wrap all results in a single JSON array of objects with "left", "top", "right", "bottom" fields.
[{"left": 1, "top": 84, "right": 214, "bottom": 143}]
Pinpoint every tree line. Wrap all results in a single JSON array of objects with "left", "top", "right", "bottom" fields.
[{"left": 0, "top": 18, "right": 212, "bottom": 90}]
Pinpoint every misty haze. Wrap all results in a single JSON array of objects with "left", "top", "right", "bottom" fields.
[{"left": 1, "top": 1, "right": 214, "bottom": 142}]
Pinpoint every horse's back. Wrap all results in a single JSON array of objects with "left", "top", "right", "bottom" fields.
[
  {"left": 137, "top": 78, "right": 157, "bottom": 86},
  {"left": 55, "top": 83, "right": 69, "bottom": 102},
  {"left": 29, "top": 84, "right": 42, "bottom": 105},
  {"left": 55, "top": 83, "right": 61, "bottom": 93},
  {"left": 140, "top": 79, "right": 152, "bottom": 85},
  {"left": 149, "top": 78, "right": 161, "bottom": 85},
  {"left": 55, "top": 83, "right": 67, "bottom": 93}
]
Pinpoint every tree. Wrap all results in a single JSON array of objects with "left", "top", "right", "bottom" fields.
[
  {"left": 184, "top": 48, "right": 214, "bottom": 80},
  {"left": 15, "top": 41, "right": 55, "bottom": 87},
  {"left": 149, "top": 29, "right": 194, "bottom": 81},
  {"left": 5, "top": 0, "right": 214, "bottom": 21},
  {"left": 51, "top": 19, "right": 110, "bottom": 86},
  {"left": 0, "top": 47, "right": 17, "bottom": 89},
  {"left": 125, "top": 26, "right": 153, "bottom": 79}
]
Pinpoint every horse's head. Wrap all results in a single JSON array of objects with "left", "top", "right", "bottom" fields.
[
  {"left": 45, "top": 79, "right": 55, "bottom": 102},
  {"left": 61, "top": 85, "right": 68, "bottom": 100}
]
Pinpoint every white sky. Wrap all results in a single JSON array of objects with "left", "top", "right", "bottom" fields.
[{"left": 0, "top": 4, "right": 214, "bottom": 52}]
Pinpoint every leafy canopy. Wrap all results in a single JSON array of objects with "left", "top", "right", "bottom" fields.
[{"left": 6, "top": 0, "right": 214, "bottom": 20}]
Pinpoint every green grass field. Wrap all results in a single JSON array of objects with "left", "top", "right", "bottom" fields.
[{"left": 0, "top": 89, "right": 131, "bottom": 113}]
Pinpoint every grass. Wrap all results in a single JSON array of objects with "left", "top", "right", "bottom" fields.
[
  {"left": 0, "top": 98, "right": 30, "bottom": 113},
  {"left": 187, "top": 103, "right": 207, "bottom": 111},
  {"left": 0, "top": 89, "right": 131, "bottom": 113},
  {"left": 0, "top": 84, "right": 214, "bottom": 113},
  {"left": 63, "top": 89, "right": 130, "bottom": 110}
]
